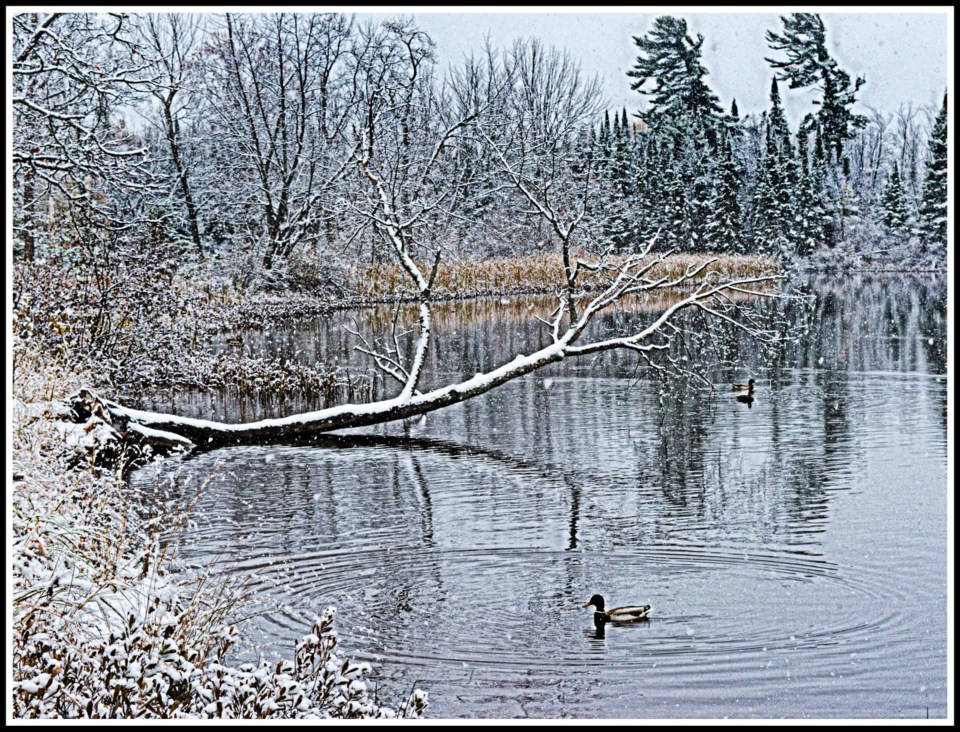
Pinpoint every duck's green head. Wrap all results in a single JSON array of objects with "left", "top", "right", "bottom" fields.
[{"left": 582, "top": 594, "right": 605, "bottom": 611}]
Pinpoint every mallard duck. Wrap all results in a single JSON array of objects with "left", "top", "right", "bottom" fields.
[
  {"left": 732, "top": 378, "right": 755, "bottom": 393},
  {"left": 582, "top": 594, "right": 650, "bottom": 623}
]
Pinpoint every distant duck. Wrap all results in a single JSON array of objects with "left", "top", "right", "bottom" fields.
[
  {"left": 582, "top": 594, "right": 650, "bottom": 624},
  {"left": 226, "top": 334, "right": 244, "bottom": 346},
  {"left": 732, "top": 378, "right": 755, "bottom": 393}
]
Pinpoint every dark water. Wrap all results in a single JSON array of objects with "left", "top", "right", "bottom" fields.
[{"left": 130, "top": 274, "right": 948, "bottom": 719}]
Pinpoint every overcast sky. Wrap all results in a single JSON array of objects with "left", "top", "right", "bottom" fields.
[{"left": 358, "top": 9, "right": 950, "bottom": 123}]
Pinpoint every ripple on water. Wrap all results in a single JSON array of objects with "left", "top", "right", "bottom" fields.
[
  {"left": 197, "top": 543, "right": 907, "bottom": 682},
  {"left": 126, "top": 352, "right": 946, "bottom": 717}
]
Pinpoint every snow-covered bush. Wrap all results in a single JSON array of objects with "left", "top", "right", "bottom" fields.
[{"left": 11, "top": 338, "right": 426, "bottom": 719}]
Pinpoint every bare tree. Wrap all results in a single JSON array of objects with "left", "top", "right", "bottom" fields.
[
  {"left": 139, "top": 13, "right": 206, "bottom": 258},
  {"left": 203, "top": 12, "right": 358, "bottom": 270},
  {"left": 893, "top": 102, "right": 925, "bottom": 200},
  {"left": 12, "top": 12, "right": 159, "bottom": 260},
  {"left": 481, "top": 39, "right": 605, "bottom": 321}
]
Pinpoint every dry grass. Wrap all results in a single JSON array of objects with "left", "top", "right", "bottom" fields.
[{"left": 353, "top": 252, "right": 781, "bottom": 298}]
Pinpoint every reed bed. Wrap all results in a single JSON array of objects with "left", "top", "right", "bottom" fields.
[{"left": 354, "top": 252, "right": 781, "bottom": 298}]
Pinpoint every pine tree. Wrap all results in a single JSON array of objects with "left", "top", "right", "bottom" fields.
[
  {"left": 730, "top": 98, "right": 739, "bottom": 121},
  {"left": 918, "top": 92, "right": 947, "bottom": 246},
  {"left": 627, "top": 16, "right": 724, "bottom": 134},
  {"left": 879, "top": 163, "right": 911, "bottom": 234},
  {"left": 766, "top": 13, "right": 867, "bottom": 162}
]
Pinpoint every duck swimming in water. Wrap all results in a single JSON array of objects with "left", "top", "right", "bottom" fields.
[
  {"left": 732, "top": 378, "right": 755, "bottom": 393},
  {"left": 582, "top": 594, "right": 650, "bottom": 623}
]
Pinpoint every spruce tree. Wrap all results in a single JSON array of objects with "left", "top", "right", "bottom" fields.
[
  {"left": 879, "top": 163, "right": 911, "bottom": 234},
  {"left": 598, "top": 110, "right": 612, "bottom": 168},
  {"left": 635, "top": 135, "right": 667, "bottom": 245},
  {"left": 705, "top": 136, "right": 742, "bottom": 252},
  {"left": 661, "top": 146, "right": 690, "bottom": 250},
  {"left": 810, "top": 124, "right": 841, "bottom": 246},
  {"left": 751, "top": 143, "right": 788, "bottom": 255},
  {"left": 751, "top": 82, "right": 794, "bottom": 254},
  {"left": 612, "top": 109, "right": 630, "bottom": 192},
  {"left": 767, "top": 78, "right": 791, "bottom": 152},
  {"left": 918, "top": 92, "right": 947, "bottom": 246},
  {"left": 792, "top": 126, "right": 824, "bottom": 255}
]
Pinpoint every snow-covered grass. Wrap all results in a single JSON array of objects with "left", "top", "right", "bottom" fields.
[
  {"left": 10, "top": 337, "right": 427, "bottom": 719},
  {"left": 796, "top": 217, "right": 947, "bottom": 273},
  {"left": 353, "top": 251, "right": 781, "bottom": 298}
]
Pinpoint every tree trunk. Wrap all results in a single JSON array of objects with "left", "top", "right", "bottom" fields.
[{"left": 162, "top": 101, "right": 203, "bottom": 259}]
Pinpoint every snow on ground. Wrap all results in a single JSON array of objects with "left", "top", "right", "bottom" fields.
[{"left": 10, "top": 337, "right": 426, "bottom": 719}]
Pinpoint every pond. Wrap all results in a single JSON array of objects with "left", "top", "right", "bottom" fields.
[{"left": 129, "top": 274, "right": 948, "bottom": 719}]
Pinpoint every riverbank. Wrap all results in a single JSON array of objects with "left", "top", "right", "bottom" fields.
[
  {"left": 10, "top": 335, "right": 427, "bottom": 719},
  {"left": 13, "top": 252, "right": 782, "bottom": 401}
]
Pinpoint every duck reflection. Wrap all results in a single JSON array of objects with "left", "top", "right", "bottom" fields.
[{"left": 586, "top": 617, "right": 606, "bottom": 641}]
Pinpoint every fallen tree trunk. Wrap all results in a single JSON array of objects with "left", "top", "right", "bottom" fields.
[
  {"left": 61, "top": 263, "right": 786, "bottom": 453},
  {"left": 88, "top": 343, "right": 566, "bottom": 449}
]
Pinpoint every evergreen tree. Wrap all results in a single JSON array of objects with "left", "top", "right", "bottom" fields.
[
  {"left": 661, "top": 146, "right": 690, "bottom": 250},
  {"left": 767, "top": 78, "right": 791, "bottom": 152},
  {"left": 705, "top": 135, "right": 742, "bottom": 252},
  {"left": 879, "top": 163, "right": 911, "bottom": 234},
  {"left": 751, "top": 82, "right": 794, "bottom": 254},
  {"left": 766, "top": 13, "right": 867, "bottom": 161},
  {"left": 792, "top": 126, "right": 824, "bottom": 255},
  {"left": 730, "top": 98, "right": 739, "bottom": 121},
  {"left": 751, "top": 149, "right": 788, "bottom": 255},
  {"left": 612, "top": 108, "right": 631, "bottom": 192},
  {"left": 767, "top": 77, "right": 797, "bottom": 188},
  {"left": 598, "top": 110, "right": 612, "bottom": 166},
  {"left": 918, "top": 92, "right": 947, "bottom": 246},
  {"left": 634, "top": 135, "right": 667, "bottom": 245},
  {"left": 810, "top": 124, "right": 841, "bottom": 246},
  {"left": 627, "top": 16, "right": 724, "bottom": 134},
  {"left": 686, "top": 130, "right": 714, "bottom": 250}
]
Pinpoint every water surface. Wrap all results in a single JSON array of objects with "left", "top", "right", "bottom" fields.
[{"left": 131, "top": 274, "right": 948, "bottom": 719}]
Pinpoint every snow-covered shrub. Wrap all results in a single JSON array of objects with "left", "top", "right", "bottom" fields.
[{"left": 11, "top": 338, "right": 426, "bottom": 719}]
